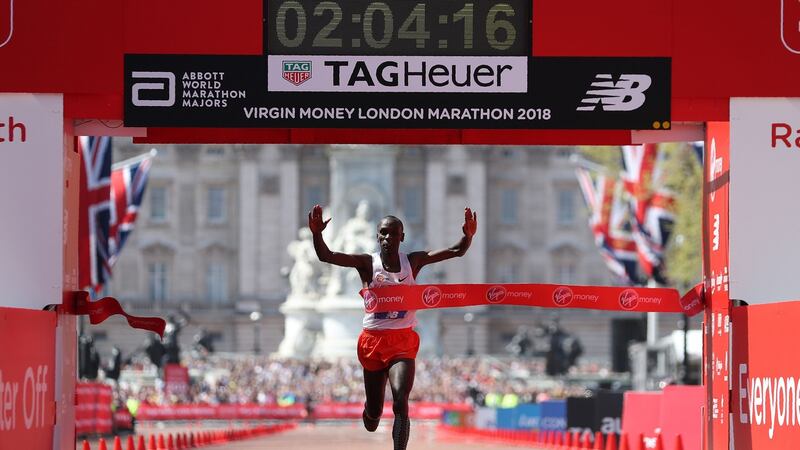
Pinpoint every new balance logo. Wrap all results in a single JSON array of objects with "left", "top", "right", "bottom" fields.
[{"left": 576, "top": 74, "right": 652, "bottom": 112}]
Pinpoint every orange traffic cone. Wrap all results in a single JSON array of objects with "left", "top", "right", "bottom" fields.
[
  {"left": 636, "top": 434, "right": 645, "bottom": 450},
  {"left": 674, "top": 434, "right": 685, "bottom": 450},
  {"left": 82, "top": 440, "right": 91, "bottom": 450},
  {"left": 157, "top": 434, "right": 166, "bottom": 450},
  {"left": 148, "top": 435, "right": 157, "bottom": 450},
  {"left": 126, "top": 435, "right": 135, "bottom": 450},
  {"left": 113, "top": 436, "right": 122, "bottom": 450},
  {"left": 593, "top": 431, "right": 604, "bottom": 450},
  {"left": 167, "top": 434, "right": 175, "bottom": 450},
  {"left": 581, "top": 431, "right": 592, "bottom": 449},
  {"left": 137, "top": 435, "right": 146, "bottom": 450},
  {"left": 655, "top": 434, "right": 664, "bottom": 450},
  {"left": 98, "top": 438, "right": 108, "bottom": 450},
  {"left": 604, "top": 433, "right": 617, "bottom": 450},
  {"left": 618, "top": 433, "right": 629, "bottom": 450}
]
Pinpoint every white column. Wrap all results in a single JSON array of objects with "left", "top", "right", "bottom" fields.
[
  {"left": 426, "top": 158, "right": 447, "bottom": 252},
  {"left": 238, "top": 154, "right": 259, "bottom": 299},
  {"left": 466, "top": 155, "right": 487, "bottom": 283},
  {"left": 279, "top": 149, "right": 300, "bottom": 264}
]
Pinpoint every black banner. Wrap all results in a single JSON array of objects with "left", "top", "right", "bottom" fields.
[
  {"left": 566, "top": 397, "right": 596, "bottom": 434},
  {"left": 594, "top": 391, "right": 624, "bottom": 435},
  {"left": 124, "top": 54, "right": 670, "bottom": 130}
]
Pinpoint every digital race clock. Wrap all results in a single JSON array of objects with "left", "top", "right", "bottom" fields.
[{"left": 265, "top": 0, "right": 531, "bottom": 55}]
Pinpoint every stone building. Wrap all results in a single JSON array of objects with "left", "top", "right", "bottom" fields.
[{"left": 91, "top": 142, "right": 683, "bottom": 367}]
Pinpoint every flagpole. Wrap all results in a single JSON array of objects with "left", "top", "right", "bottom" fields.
[{"left": 112, "top": 148, "right": 158, "bottom": 170}]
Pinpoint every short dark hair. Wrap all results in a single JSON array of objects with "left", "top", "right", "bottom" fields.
[{"left": 378, "top": 215, "right": 404, "bottom": 232}]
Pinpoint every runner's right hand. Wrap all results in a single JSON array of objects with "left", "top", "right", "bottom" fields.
[{"left": 308, "top": 205, "right": 331, "bottom": 233}]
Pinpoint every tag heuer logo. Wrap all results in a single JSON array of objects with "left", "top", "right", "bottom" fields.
[{"left": 282, "top": 61, "right": 312, "bottom": 86}]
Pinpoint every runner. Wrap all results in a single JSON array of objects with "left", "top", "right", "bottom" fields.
[{"left": 308, "top": 204, "right": 477, "bottom": 450}]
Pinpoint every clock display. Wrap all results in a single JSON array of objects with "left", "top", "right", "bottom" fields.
[{"left": 265, "top": 0, "right": 531, "bottom": 55}]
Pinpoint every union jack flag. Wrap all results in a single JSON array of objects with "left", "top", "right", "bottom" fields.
[
  {"left": 576, "top": 167, "right": 642, "bottom": 285},
  {"left": 109, "top": 152, "right": 154, "bottom": 267},
  {"left": 620, "top": 144, "right": 675, "bottom": 283},
  {"left": 79, "top": 136, "right": 154, "bottom": 290},
  {"left": 79, "top": 136, "right": 113, "bottom": 290}
]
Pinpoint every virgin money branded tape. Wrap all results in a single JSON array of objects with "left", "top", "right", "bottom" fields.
[{"left": 359, "top": 283, "right": 701, "bottom": 315}]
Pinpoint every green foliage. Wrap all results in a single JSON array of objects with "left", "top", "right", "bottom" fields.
[{"left": 662, "top": 144, "right": 703, "bottom": 291}]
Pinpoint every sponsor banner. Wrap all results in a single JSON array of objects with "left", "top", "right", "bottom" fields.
[
  {"left": 163, "top": 364, "right": 190, "bottom": 398},
  {"left": 266, "top": 56, "right": 528, "bottom": 92},
  {"left": 515, "top": 404, "right": 541, "bottom": 430},
  {"left": 730, "top": 98, "right": 800, "bottom": 304},
  {"left": 658, "top": 385, "right": 703, "bottom": 450},
  {"left": 0, "top": 307, "right": 56, "bottom": 447},
  {"left": 621, "top": 392, "right": 661, "bottom": 444},
  {"left": 136, "top": 402, "right": 468, "bottom": 421},
  {"left": 113, "top": 409, "right": 133, "bottom": 431},
  {"left": 474, "top": 407, "right": 497, "bottom": 430},
  {"left": 594, "top": 391, "right": 623, "bottom": 435},
  {"left": 566, "top": 397, "right": 595, "bottom": 434},
  {"left": 75, "top": 382, "right": 113, "bottom": 436},
  {"left": 361, "top": 283, "right": 699, "bottom": 315},
  {"left": 703, "top": 121, "right": 730, "bottom": 450},
  {"left": 0, "top": 94, "right": 63, "bottom": 310},
  {"left": 539, "top": 400, "right": 567, "bottom": 431},
  {"left": 124, "top": 54, "right": 670, "bottom": 130},
  {"left": 496, "top": 408, "right": 517, "bottom": 429},
  {"left": 732, "top": 302, "right": 800, "bottom": 449}
]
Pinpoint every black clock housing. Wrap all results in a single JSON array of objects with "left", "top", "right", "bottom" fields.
[{"left": 265, "top": 0, "right": 531, "bottom": 55}]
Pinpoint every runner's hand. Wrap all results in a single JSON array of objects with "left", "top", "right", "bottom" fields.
[
  {"left": 308, "top": 205, "right": 331, "bottom": 233},
  {"left": 462, "top": 207, "right": 477, "bottom": 238}
]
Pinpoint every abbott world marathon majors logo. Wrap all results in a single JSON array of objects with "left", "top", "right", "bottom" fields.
[
  {"left": 131, "top": 71, "right": 246, "bottom": 109},
  {"left": 486, "top": 285, "right": 507, "bottom": 304}
]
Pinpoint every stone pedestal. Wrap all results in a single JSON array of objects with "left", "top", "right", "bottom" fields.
[
  {"left": 276, "top": 296, "right": 321, "bottom": 359},
  {"left": 313, "top": 295, "right": 365, "bottom": 359}
]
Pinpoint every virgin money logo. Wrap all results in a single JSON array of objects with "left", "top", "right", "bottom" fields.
[
  {"left": 422, "top": 286, "right": 442, "bottom": 308},
  {"left": 0, "top": 0, "right": 12, "bottom": 48},
  {"left": 619, "top": 289, "right": 640, "bottom": 310},
  {"left": 486, "top": 285, "right": 507, "bottom": 303},
  {"left": 363, "top": 290, "right": 378, "bottom": 313},
  {"left": 553, "top": 286, "right": 573, "bottom": 307}
]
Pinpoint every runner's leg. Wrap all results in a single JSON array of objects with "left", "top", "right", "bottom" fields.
[
  {"left": 388, "top": 359, "right": 415, "bottom": 450},
  {"left": 362, "top": 368, "right": 388, "bottom": 432}
]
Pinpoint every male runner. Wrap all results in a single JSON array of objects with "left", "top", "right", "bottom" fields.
[{"left": 308, "top": 204, "right": 477, "bottom": 450}]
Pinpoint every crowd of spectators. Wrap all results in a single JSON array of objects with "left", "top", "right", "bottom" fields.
[{"left": 115, "top": 354, "right": 611, "bottom": 408}]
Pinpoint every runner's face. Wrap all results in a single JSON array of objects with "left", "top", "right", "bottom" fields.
[{"left": 377, "top": 219, "right": 403, "bottom": 253}]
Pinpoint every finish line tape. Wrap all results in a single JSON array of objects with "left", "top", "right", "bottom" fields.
[{"left": 360, "top": 283, "right": 704, "bottom": 316}]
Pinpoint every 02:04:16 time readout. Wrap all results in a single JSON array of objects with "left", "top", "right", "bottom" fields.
[{"left": 268, "top": 0, "right": 529, "bottom": 55}]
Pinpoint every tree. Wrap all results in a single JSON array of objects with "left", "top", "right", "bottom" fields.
[{"left": 661, "top": 144, "right": 703, "bottom": 291}]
